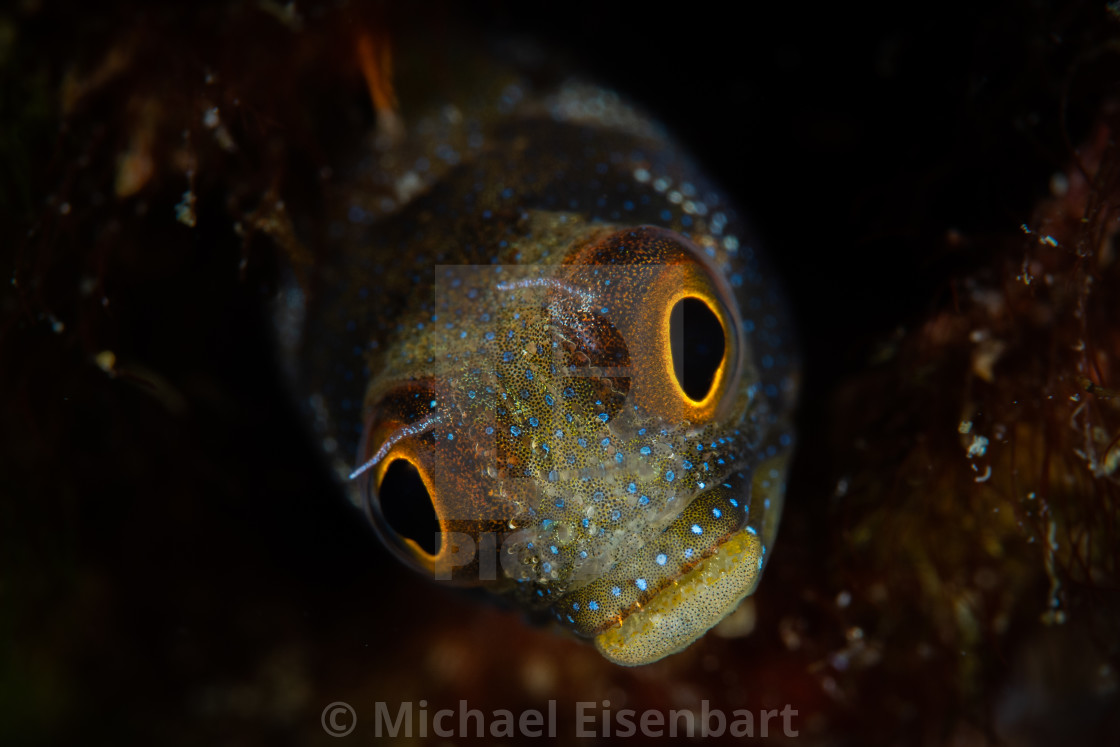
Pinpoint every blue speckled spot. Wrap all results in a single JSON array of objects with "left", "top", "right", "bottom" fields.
[
  {"left": 640, "top": 446, "right": 652, "bottom": 456},
  {"left": 635, "top": 578, "right": 648, "bottom": 591},
  {"left": 712, "top": 508, "right": 722, "bottom": 518},
  {"left": 666, "top": 470, "right": 675, "bottom": 482},
  {"left": 510, "top": 426, "right": 521, "bottom": 436},
  {"left": 655, "top": 553, "right": 667, "bottom": 566},
  {"left": 685, "top": 547, "right": 694, "bottom": 559},
  {"left": 611, "top": 586, "right": 621, "bottom": 597},
  {"left": 588, "top": 600, "right": 599, "bottom": 612},
  {"left": 691, "top": 524, "right": 703, "bottom": 535}
]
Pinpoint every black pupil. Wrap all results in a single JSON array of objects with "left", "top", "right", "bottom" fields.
[
  {"left": 670, "top": 297, "right": 726, "bottom": 402},
  {"left": 378, "top": 459, "right": 440, "bottom": 556}
]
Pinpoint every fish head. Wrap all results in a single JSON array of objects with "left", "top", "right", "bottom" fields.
[{"left": 354, "top": 220, "right": 794, "bottom": 665}]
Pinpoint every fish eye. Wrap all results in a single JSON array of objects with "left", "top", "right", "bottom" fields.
[
  {"left": 373, "top": 457, "right": 441, "bottom": 558},
  {"left": 669, "top": 296, "right": 727, "bottom": 402}
]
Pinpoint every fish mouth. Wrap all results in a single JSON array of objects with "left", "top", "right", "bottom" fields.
[
  {"left": 548, "top": 449, "right": 789, "bottom": 666},
  {"left": 550, "top": 475, "right": 762, "bottom": 654},
  {"left": 592, "top": 526, "right": 763, "bottom": 666}
]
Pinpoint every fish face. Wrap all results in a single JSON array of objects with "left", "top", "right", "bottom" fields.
[
  {"left": 354, "top": 223, "right": 792, "bottom": 665},
  {"left": 275, "top": 42, "right": 798, "bottom": 665}
]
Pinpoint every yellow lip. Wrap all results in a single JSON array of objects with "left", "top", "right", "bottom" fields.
[{"left": 593, "top": 527, "right": 764, "bottom": 666}]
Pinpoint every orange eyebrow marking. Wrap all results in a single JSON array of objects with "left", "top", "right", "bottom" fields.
[{"left": 355, "top": 31, "right": 403, "bottom": 141}]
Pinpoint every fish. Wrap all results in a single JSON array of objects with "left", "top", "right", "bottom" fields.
[{"left": 273, "top": 34, "right": 798, "bottom": 666}]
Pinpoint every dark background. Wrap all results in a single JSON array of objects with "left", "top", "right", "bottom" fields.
[{"left": 2, "top": 1, "right": 1117, "bottom": 744}]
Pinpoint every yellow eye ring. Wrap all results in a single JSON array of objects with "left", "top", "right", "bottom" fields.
[
  {"left": 657, "top": 285, "right": 738, "bottom": 421},
  {"left": 368, "top": 450, "right": 443, "bottom": 572},
  {"left": 665, "top": 292, "right": 730, "bottom": 407}
]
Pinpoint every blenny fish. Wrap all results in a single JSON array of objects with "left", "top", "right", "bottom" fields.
[{"left": 274, "top": 36, "right": 798, "bottom": 666}]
